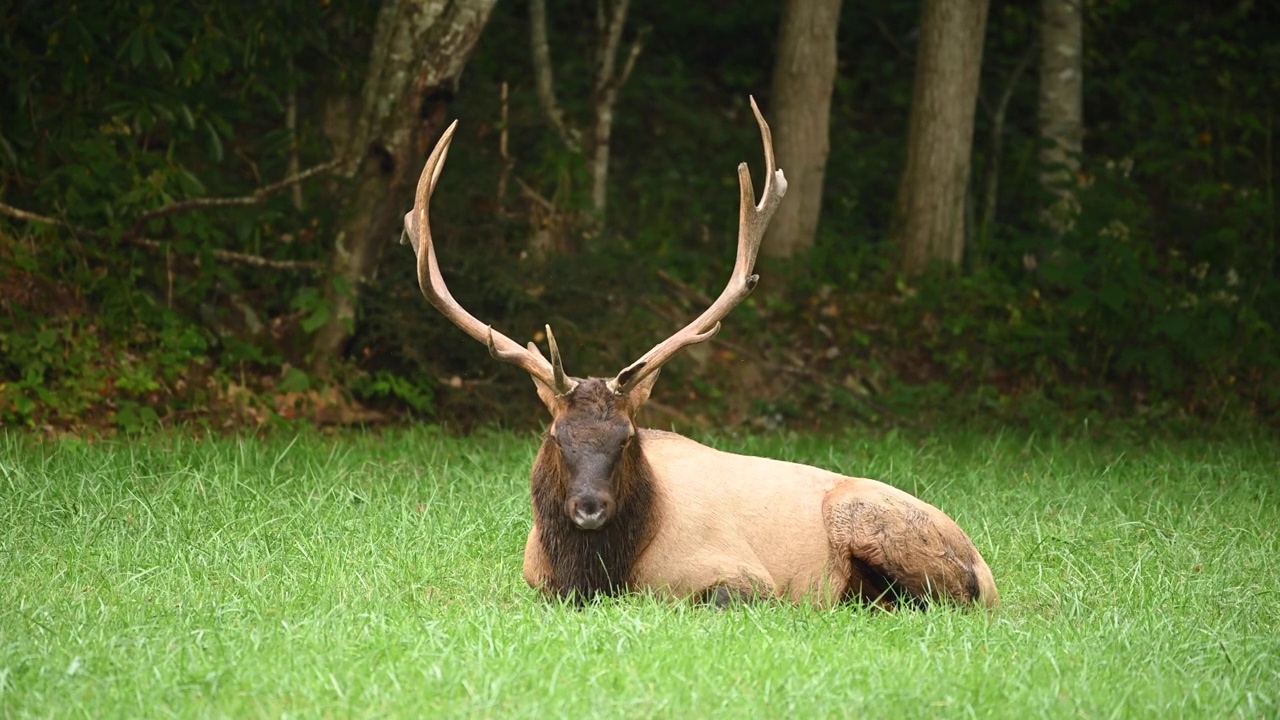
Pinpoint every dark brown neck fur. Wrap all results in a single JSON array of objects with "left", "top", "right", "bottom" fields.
[{"left": 531, "top": 382, "right": 657, "bottom": 601}]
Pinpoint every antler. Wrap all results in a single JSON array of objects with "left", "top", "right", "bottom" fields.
[
  {"left": 607, "top": 96, "right": 788, "bottom": 395},
  {"left": 402, "top": 121, "right": 578, "bottom": 396}
]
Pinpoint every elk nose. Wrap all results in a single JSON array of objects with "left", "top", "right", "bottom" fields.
[{"left": 569, "top": 496, "right": 611, "bottom": 531}]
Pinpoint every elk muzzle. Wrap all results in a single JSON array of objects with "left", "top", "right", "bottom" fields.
[
  {"left": 560, "top": 443, "right": 623, "bottom": 531},
  {"left": 566, "top": 492, "right": 616, "bottom": 531}
]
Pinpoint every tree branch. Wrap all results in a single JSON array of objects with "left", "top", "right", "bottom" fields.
[
  {"left": 529, "top": 0, "right": 580, "bottom": 152},
  {"left": 527, "top": 0, "right": 642, "bottom": 220},
  {"left": 286, "top": 54, "right": 304, "bottom": 211},
  {"left": 870, "top": 14, "right": 912, "bottom": 62},
  {"left": 978, "top": 42, "right": 1036, "bottom": 249},
  {"left": 497, "top": 81, "right": 514, "bottom": 208},
  {"left": 0, "top": 202, "right": 60, "bottom": 225},
  {"left": 1, "top": 160, "right": 336, "bottom": 273},
  {"left": 126, "top": 237, "right": 321, "bottom": 271},
  {"left": 612, "top": 27, "right": 648, "bottom": 95},
  {"left": 515, "top": 176, "right": 556, "bottom": 213},
  {"left": 127, "top": 160, "right": 339, "bottom": 238},
  {"left": 586, "top": 1, "right": 642, "bottom": 217},
  {"left": 594, "top": 0, "right": 632, "bottom": 95}
]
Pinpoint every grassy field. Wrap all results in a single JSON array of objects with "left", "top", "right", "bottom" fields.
[{"left": 1, "top": 426, "right": 1277, "bottom": 718}]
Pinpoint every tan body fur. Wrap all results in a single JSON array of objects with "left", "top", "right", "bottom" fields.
[{"left": 524, "top": 429, "right": 999, "bottom": 608}]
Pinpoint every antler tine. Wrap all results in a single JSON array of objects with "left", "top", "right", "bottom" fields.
[
  {"left": 608, "top": 96, "right": 788, "bottom": 395},
  {"left": 403, "top": 121, "right": 570, "bottom": 393},
  {"left": 544, "top": 324, "right": 577, "bottom": 395}
]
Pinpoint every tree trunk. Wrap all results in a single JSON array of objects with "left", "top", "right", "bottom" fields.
[
  {"left": 529, "top": 0, "right": 643, "bottom": 226},
  {"left": 762, "top": 0, "right": 843, "bottom": 262},
  {"left": 1038, "top": 0, "right": 1083, "bottom": 233},
  {"left": 975, "top": 44, "right": 1035, "bottom": 266},
  {"left": 311, "top": 0, "right": 498, "bottom": 375},
  {"left": 892, "top": 0, "right": 991, "bottom": 275}
]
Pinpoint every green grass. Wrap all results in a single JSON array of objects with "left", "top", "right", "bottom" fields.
[{"left": 1, "top": 427, "right": 1277, "bottom": 718}]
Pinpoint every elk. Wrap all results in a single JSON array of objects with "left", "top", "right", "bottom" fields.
[{"left": 401, "top": 99, "right": 999, "bottom": 609}]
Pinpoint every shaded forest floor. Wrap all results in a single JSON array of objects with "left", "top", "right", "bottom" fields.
[{"left": 4, "top": 247, "right": 1274, "bottom": 439}]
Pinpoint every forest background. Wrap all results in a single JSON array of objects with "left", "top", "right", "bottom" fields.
[{"left": 1, "top": 0, "right": 1276, "bottom": 434}]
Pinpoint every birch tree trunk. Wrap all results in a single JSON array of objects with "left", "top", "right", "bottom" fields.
[
  {"left": 762, "top": 0, "right": 843, "bottom": 261},
  {"left": 1038, "top": 0, "right": 1084, "bottom": 234},
  {"left": 529, "top": 0, "right": 643, "bottom": 226},
  {"left": 311, "top": 0, "right": 498, "bottom": 375},
  {"left": 892, "top": 0, "right": 991, "bottom": 275}
]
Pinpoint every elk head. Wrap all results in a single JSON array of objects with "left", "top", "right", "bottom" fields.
[
  {"left": 401, "top": 98, "right": 786, "bottom": 534},
  {"left": 533, "top": 375, "right": 656, "bottom": 531}
]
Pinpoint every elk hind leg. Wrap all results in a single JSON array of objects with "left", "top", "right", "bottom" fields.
[{"left": 823, "top": 482, "right": 995, "bottom": 608}]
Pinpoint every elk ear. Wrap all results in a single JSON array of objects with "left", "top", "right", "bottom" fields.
[
  {"left": 532, "top": 375, "right": 563, "bottom": 415},
  {"left": 623, "top": 369, "right": 661, "bottom": 416}
]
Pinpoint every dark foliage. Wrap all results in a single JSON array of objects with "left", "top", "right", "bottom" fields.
[{"left": 1, "top": 0, "right": 1276, "bottom": 432}]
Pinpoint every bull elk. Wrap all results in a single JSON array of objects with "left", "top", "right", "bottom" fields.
[{"left": 401, "top": 99, "right": 998, "bottom": 609}]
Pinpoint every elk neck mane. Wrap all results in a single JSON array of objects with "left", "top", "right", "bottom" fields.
[{"left": 530, "top": 379, "right": 658, "bottom": 601}]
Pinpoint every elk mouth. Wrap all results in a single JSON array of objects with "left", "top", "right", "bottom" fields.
[{"left": 567, "top": 494, "right": 615, "bottom": 531}]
